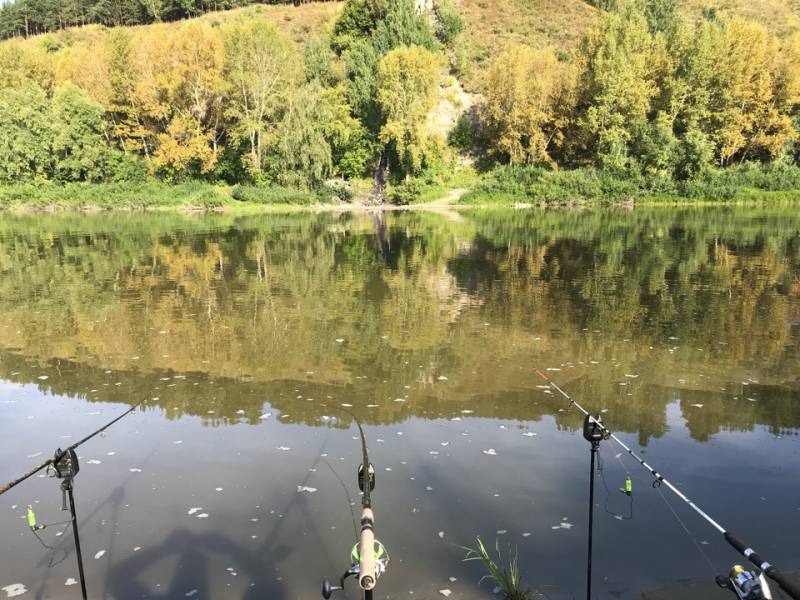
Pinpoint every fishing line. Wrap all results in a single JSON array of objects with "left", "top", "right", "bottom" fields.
[
  {"left": 323, "top": 457, "right": 359, "bottom": 542},
  {"left": 535, "top": 370, "right": 800, "bottom": 600},
  {"left": 655, "top": 483, "right": 718, "bottom": 576},
  {"left": 597, "top": 450, "right": 632, "bottom": 521}
]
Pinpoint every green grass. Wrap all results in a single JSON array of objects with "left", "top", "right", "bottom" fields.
[
  {"left": 459, "top": 163, "right": 800, "bottom": 205},
  {"left": 0, "top": 182, "right": 322, "bottom": 211},
  {"left": 463, "top": 536, "right": 542, "bottom": 600}
]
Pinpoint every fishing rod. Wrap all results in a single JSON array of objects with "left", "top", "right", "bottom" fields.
[
  {"left": 535, "top": 370, "right": 800, "bottom": 600},
  {"left": 321, "top": 416, "right": 389, "bottom": 600},
  {"left": 1, "top": 398, "right": 146, "bottom": 496},
  {"left": 2, "top": 398, "right": 146, "bottom": 600}
]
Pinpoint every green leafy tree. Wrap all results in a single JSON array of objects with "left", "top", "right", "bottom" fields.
[
  {"left": 51, "top": 82, "right": 111, "bottom": 182},
  {"left": 223, "top": 21, "right": 301, "bottom": 177},
  {"left": 572, "top": 2, "right": 656, "bottom": 172},
  {"left": 0, "top": 80, "right": 53, "bottom": 182},
  {"left": 377, "top": 46, "right": 441, "bottom": 179}
]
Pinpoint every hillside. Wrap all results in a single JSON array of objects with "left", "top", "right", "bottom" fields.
[
  {"left": 9, "top": 1, "right": 344, "bottom": 51},
  {"left": 4, "top": 0, "right": 799, "bottom": 92},
  {"left": 679, "top": 0, "right": 800, "bottom": 37},
  {"left": 455, "top": 0, "right": 598, "bottom": 88}
]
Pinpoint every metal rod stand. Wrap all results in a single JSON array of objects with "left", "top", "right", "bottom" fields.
[
  {"left": 587, "top": 439, "right": 599, "bottom": 600},
  {"left": 64, "top": 481, "right": 88, "bottom": 600}
]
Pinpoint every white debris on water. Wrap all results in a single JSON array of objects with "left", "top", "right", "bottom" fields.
[
  {"left": 87, "top": 460, "right": 102, "bottom": 465},
  {"left": 438, "top": 590, "right": 451, "bottom": 597},
  {"left": 107, "top": 452, "right": 116, "bottom": 456},
  {"left": 129, "top": 468, "right": 142, "bottom": 473},
  {"left": 215, "top": 488, "right": 223, "bottom": 492},
  {"left": 196, "top": 513, "right": 209, "bottom": 519},
  {"left": 522, "top": 432, "right": 536, "bottom": 437},
  {"left": 552, "top": 520, "right": 573, "bottom": 530},
  {"left": 438, "top": 531, "right": 445, "bottom": 538},
  {"left": 522, "top": 533, "right": 532, "bottom": 537},
  {"left": 437, "top": 376, "right": 448, "bottom": 381},
  {"left": 94, "top": 550, "right": 106, "bottom": 560},
  {"left": 336, "top": 338, "right": 345, "bottom": 343},
  {"left": 65, "top": 579, "right": 77, "bottom": 586},
  {"left": 276, "top": 446, "right": 291, "bottom": 451},
  {"left": 185, "top": 590, "right": 198, "bottom": 597},
  {"left": 449, "top": 577, "right": 457, "bottom": 582},
  {"left": 297, "top": 486, "right": 317, "bottom": 493},
  {"left": 37, "top": 376, "right": 48, "bottom": 381},
  {"left": 461, "top": 410, "right": 473, "bottom": 414},
  {"left": 429, "top": 451, "right": 439, "bottom": 455},
  {"left": 483, "top": 449, "right": 497, "bottom": 456},
  {"left": 188, "top": 508, "right": 203, "bottom": 515},
  {"left": 26, "top": 453, "right": 42, "bottom": 459},
  {"left": 690, "top": 404, "right": 704, "bottom": 408},
  {"left": 1, "top": 583, "right": 27, "bottom": 597},
  {"left": 133, "top": 547, "right": 141, "bottom": 552},
  {"left": 496, "top": 530, "right": 507, "bottom": 535},
  {"left": 260, "top": 413, "right": 272, "bottom": 420},
  {"left": 236, "top": 410, "right": 245, "bottom": 415}
]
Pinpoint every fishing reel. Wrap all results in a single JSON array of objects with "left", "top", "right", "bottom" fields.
[
  {"left": 321, "top": 539, "right": 389, "bottom": 599},
  {"left": 717, "top": 566, "right": 773, "bottom": 600}
]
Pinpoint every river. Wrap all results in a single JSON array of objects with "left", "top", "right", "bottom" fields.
[{"left": 1, "top": 207, "right": 799, "bottom": 599}]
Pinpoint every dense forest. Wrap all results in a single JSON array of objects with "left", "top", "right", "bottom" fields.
[
  {"left": 1, "top": 0, "right": 800, "bottom": 203},
  {"left": 0, "top": 0, "right": 316, "bottom": 37}
]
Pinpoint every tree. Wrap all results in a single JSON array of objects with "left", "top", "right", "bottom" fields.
[
  {"left": 51, "top": 82, "right": 110, "bottom": 182},
  {"left": 0, "top": 80, "right": 53, "bottom": 182},
  {"left": 571, "top": 2, "right": 657, "bottom": 172},
  {"left": 135, "top": 22, "right": 225, "bottom": 176},
  {"left": 377, "top": 46, "right": 441, "bottom": 179},
  {"left": 481, "top": 45, "right": 575, "bottom": 166},
  {"left": 223, "top": 21, "right": 301, "bottom": 177},
  {"left": 711, "top": 19, "right": 792, "bottom": 163}
]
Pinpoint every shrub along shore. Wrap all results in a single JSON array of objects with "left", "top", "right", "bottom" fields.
[{"left": 3, "top": 160, "right": 800, "bottom": 212}]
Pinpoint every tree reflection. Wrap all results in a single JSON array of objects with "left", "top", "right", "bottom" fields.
[{"left": 0, "top": 208, "right": 798, "bottom": 443}]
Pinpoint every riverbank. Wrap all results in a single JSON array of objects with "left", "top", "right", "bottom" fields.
[{"left": 3, "top": 166, "right": 800, "bottom": 213}]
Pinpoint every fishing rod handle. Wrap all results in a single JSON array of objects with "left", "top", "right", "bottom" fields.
[
  {"left": 359, "top": 507, "right": 376, "bottom": 591},
  {"left": 725, "top": 532, "right": 800, "bottom": 600}
]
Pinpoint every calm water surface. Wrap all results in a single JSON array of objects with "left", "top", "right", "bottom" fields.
[{"left": 1, "top": 208, "right": 799, "bottom": 599}]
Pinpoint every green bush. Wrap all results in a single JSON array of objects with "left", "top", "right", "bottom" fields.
[
  {"left": 434, "top": 0, "right": 464, "bottom": 45},
  {"left": 229, "top": 184, "right": 315, "bottom": 205},
  {"left": 389, "top": 179, "right": 423, "bottom": 205},
  {"left": 320, "top": 180, "right": 355, "bottom": 202}
]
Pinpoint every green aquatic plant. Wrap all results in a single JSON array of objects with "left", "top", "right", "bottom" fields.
[{"left": 463, "top": 536, "right": 542, "bottom": 600}]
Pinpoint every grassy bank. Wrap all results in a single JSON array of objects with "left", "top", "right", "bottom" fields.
[
  {"left": 458, "top": 163, "right": 800, "bottom": 205},
  {"left": 4, "top": 161, "right": 800, "bottom": 212},
  {"left": 0, "top": 182, "right": 329, "bottom": 211}
]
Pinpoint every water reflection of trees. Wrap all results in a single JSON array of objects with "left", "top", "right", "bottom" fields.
[{"left": 0, "top": 208, "right": 798, "bottom": 443}]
